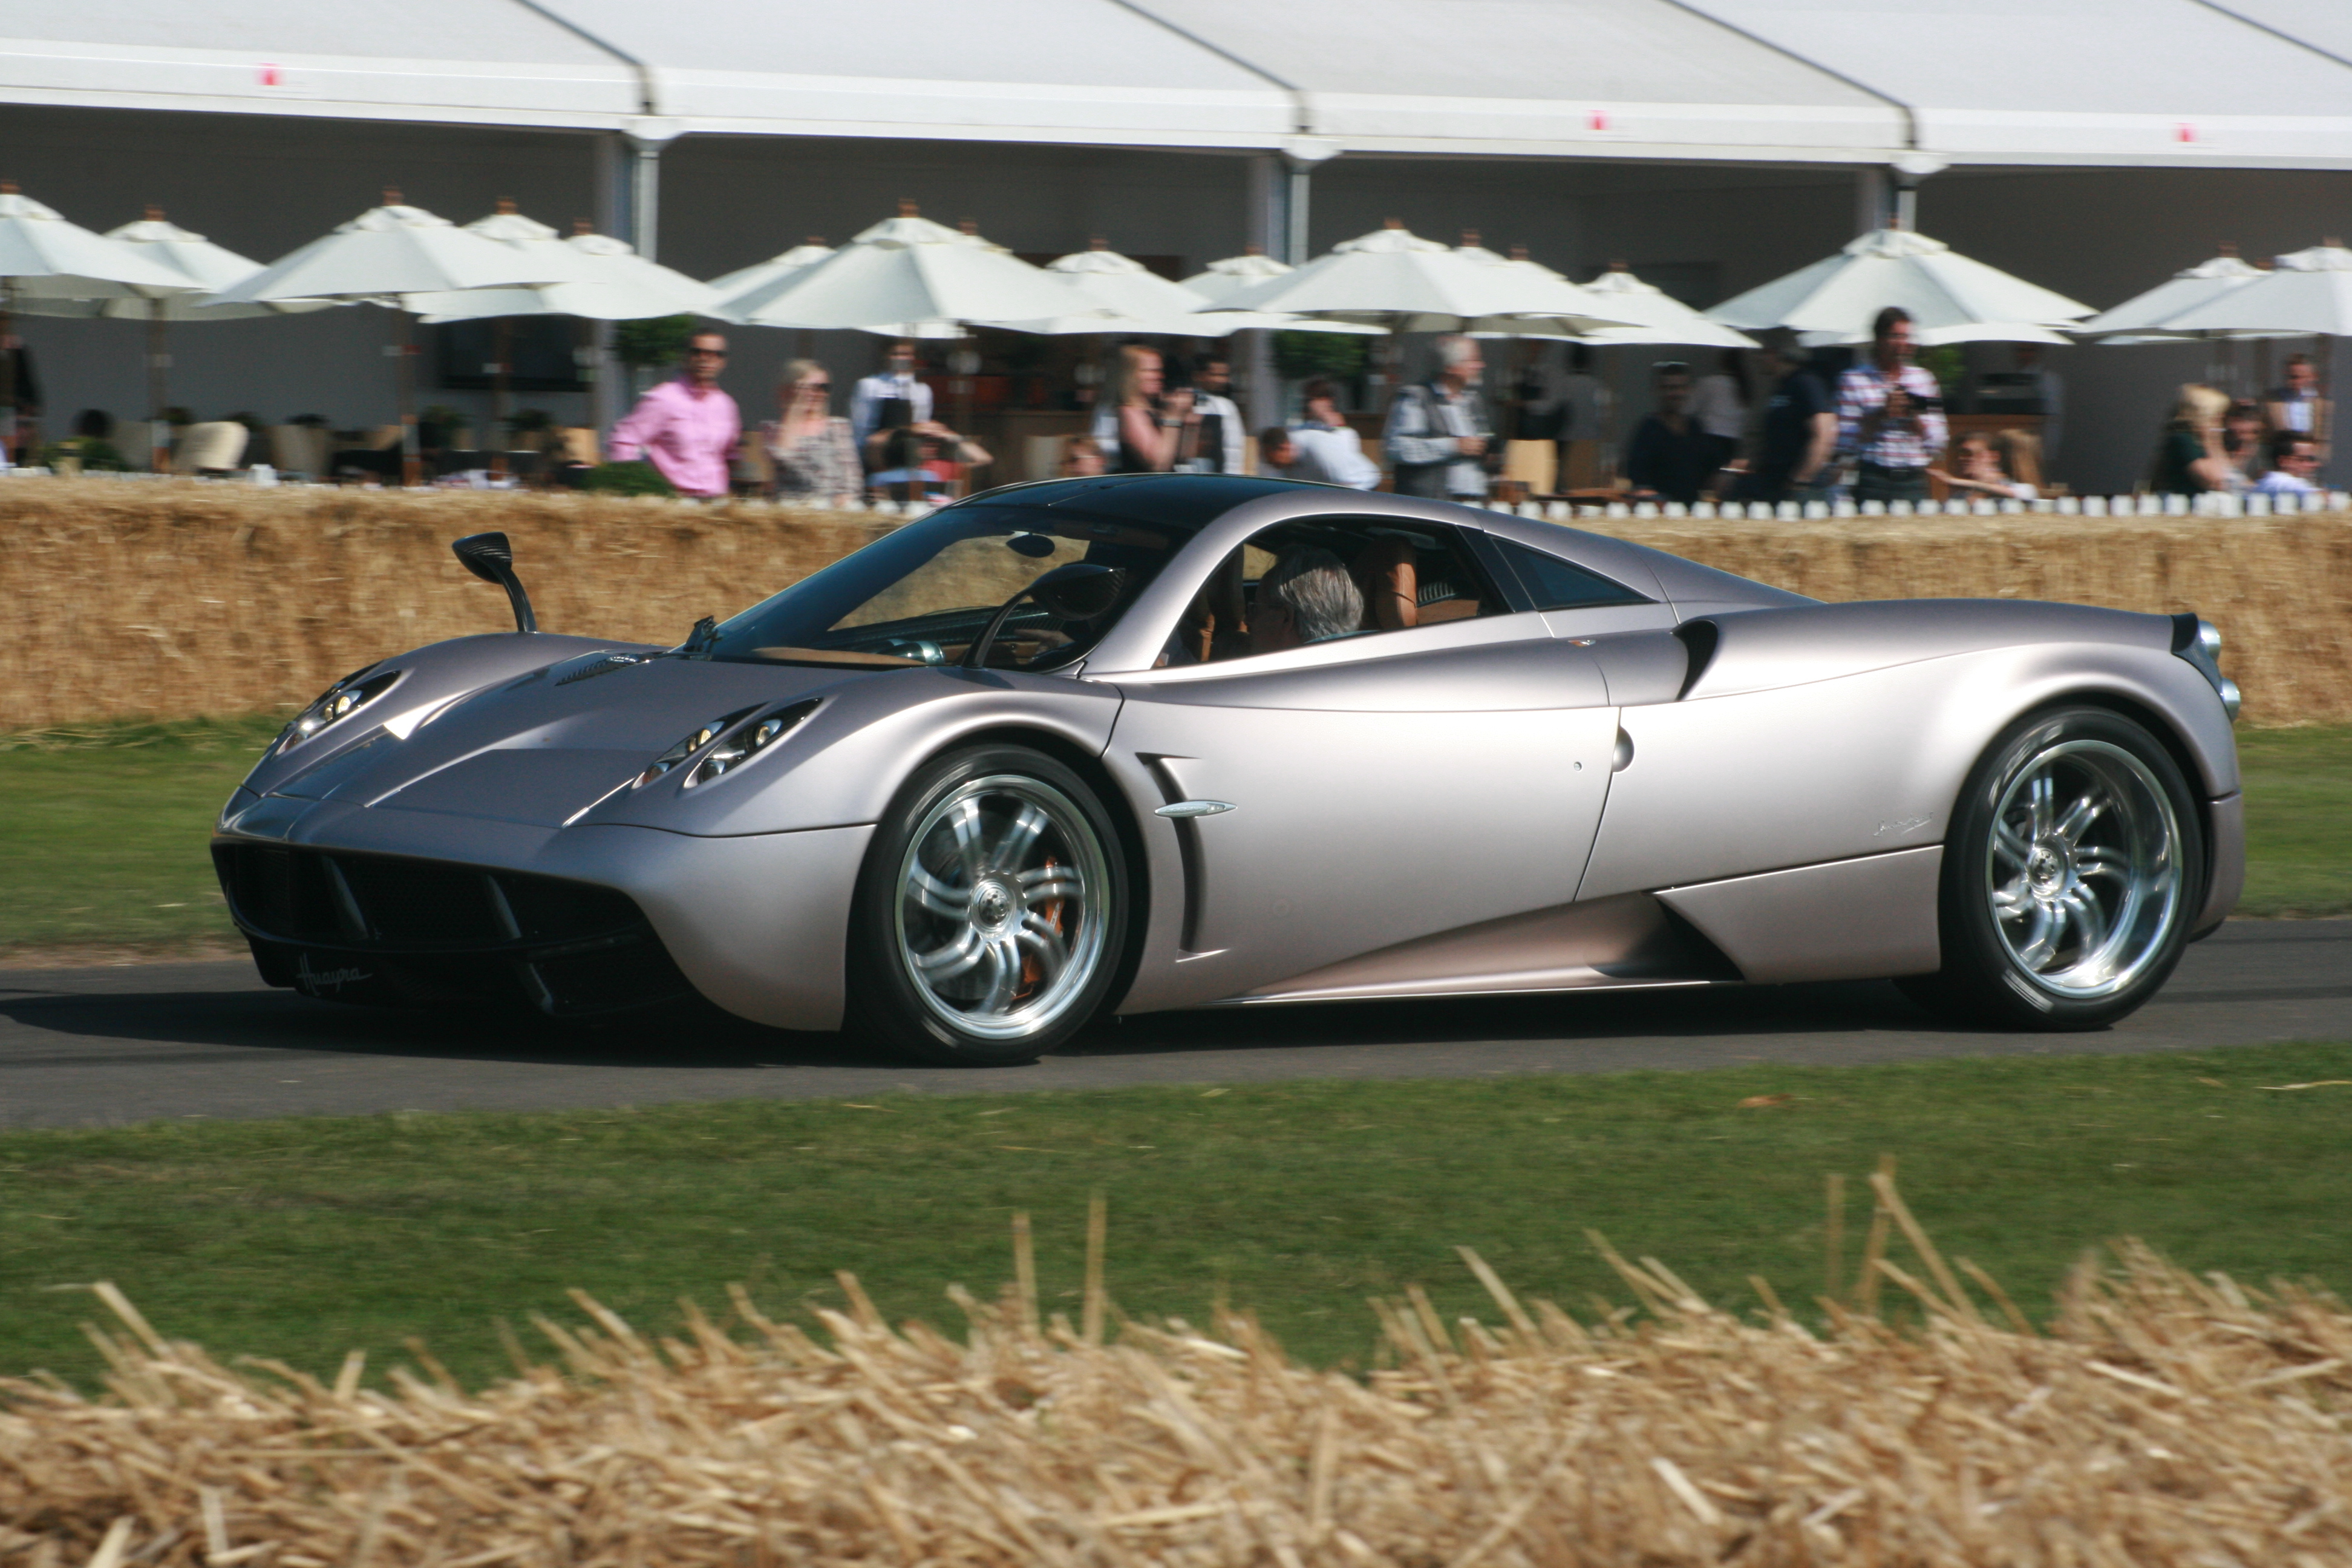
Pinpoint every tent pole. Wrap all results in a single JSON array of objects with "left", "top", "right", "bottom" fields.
[
  {"left": 0, "top": 281, "right": 16, "bottom": 466},
  {"left": 148, "top": 301, "right": 171, "bottom": 473},
  {"left": 396, "top": 309, "right": 422, "bottom": 488},
  {"left": 491, "top": 316, "right": 512, "bottom": 480}
]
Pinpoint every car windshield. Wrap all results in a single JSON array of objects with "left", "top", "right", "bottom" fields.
[{"left": 694, "top": 505, "right": 1197, "bottom": 671}]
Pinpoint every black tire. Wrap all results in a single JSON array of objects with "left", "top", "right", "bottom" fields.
[
  {"left": 1898, "top": 705, "right": 2203, "bottom": 1031},
  {"left": 845, "top": 745, "right": 1129, "bottom": 1065}
]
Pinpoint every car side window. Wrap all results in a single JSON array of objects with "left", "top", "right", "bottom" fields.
[
  {"left": 1484, "top": 537, "right": 1653, "bottom": 611},
  {"left": 1179, "top": 517, "right": 1504, "bottom": 664}
]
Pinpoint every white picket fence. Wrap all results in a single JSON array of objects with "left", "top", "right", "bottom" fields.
[{"left": 12, "top": 464, "right": 2348, "bottom": 524}]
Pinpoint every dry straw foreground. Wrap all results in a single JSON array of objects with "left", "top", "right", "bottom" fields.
[
  {"left": 5, "top": 1180, "right": 2351, "bottom": 1567},
  {"left": 2, "top": 482, "right": 2347, "bottom": 729}
]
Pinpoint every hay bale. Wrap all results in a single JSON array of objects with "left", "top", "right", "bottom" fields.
[
  {"left": 1, "top": 482, "right": 2344, "bottom": 728},
  {"left": 3, "top": 1186, "right": 2349, "bottom": 1566}
]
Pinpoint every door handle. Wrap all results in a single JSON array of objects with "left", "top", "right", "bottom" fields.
[{"left": 1155, "top": 800, "right": 1237, "bottom": 818}]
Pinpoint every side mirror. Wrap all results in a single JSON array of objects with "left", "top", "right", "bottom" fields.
[
  {"left": 1029, "top": 561, "right": 1125, "bottom": 621},
  {"left": 451, "top": 532, "right": 538, "bottom": 634}
]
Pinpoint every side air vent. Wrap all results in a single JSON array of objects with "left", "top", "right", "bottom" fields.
[{"left": 1673, "top": 618, "right": 1720, "bottom": 700}]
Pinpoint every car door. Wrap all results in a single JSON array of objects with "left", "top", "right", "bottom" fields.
[{"left": 1102, "top": 519, "right": 1620, "bottom": 1008}]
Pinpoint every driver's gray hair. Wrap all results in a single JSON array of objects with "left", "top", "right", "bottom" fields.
[
  {"left": 1434, "top": 333, "right": 1480, "bottom": 369},
  {"left": 1260, "top": 547, "right": 1363, "bottom": 643}
]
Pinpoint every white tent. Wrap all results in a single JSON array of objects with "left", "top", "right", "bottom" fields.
[
  {"left": 997, "top": 241, "right": 1379, "bottom": 338},
  {"left": 1707, "top": 227, "right": 2093, "bottom": 347},
  {"left": 408, "top": 227, "right": 715, "bottom": 324},
  {"left": 1181, "top": 250, "right": 1292, "bottom": 304}
]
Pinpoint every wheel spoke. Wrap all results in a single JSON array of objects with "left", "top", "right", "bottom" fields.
[
  {"left": 2054, "top": 792, "right": 2104, "bottom": 846},
  {"left": 1992, "top": 818, "right": 2033, "bottom": 866},
  {"left": 2016, "top": 903, "right": 2059, "bottom": 968},
  {"left": 949, "top": 798, "right": 988, "bottom": 876},
  {"left": 2065, "top": 886, "right": 2109, "bottom": 958},
  {"left": 1991, "top": 875, "right": 2031, "bottom": 913},
  {"left": 2028, "top": 773, "right": 2055, "bottom": 840},
  {"left": 1019, "top": 866, "right": 1084, "bottom": 902},
  {"left": 991, "top": 803, "right": 1050, "bottom": 869},
  {"left": 976, "top": 938, "right": 1021, "bottom": 1014},
  {"left": 1016, "top": 912, "right": 1068, "bottom": 981},
  {"left": 912, "top": 926, "right": 984, "bottom": 980},
  {"left": 2076, "top": 846, "right": 2131, "bottom": 880},
  {"left": 906, "top": 865, "right": 967, "bottom": 918}
]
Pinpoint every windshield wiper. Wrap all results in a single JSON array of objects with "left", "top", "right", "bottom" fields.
[{"left": 678, "top": 616, "right": 719, "bottom": 657}]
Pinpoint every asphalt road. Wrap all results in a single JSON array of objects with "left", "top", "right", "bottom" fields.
[{"left": 1, "top": 920, "right": 2345, "bottom": 1128}]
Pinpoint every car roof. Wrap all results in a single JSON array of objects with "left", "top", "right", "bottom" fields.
[{"left": 960, "top": 474, "right": 1326, "bottom": 526}]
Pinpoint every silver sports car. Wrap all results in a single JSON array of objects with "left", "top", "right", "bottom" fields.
[{"left": 214, "top": 475, "right": 2243, "bottom": 1064}]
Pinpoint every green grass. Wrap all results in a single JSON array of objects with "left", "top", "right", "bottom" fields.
[
  {"left": 0, "top": 717, "right": 2344, "bottom": 958},
  {"left": 0, "top": 716, "right": 279, "bottom": 955},
  {"left": 3, "top": 1045, "right": 2349, "bottom": 1390},
  {"left": 2236, "top": 725, "right": 2352, "bottom": 916}
]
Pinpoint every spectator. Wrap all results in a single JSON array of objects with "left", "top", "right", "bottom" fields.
[
  {"left": 1733, "top": 334, "right": 1837, "bottom": 505},
  {"left": 2014, "top": 343, "right": 2064, "bottom": 462},
  {"left": 606, "top": 329, "right": 740, "bottom": 499},
  {"left": 870, "top": 420, "right": 990, "bottom": 502},
  {"left": 1837, "top": 305, "right": 1947, "bottom": 505},
  {"left": 1109, "top": 344, "right": 1198, "bottom": 473},
  {"left": 1383, "top": 335, "right": 1492, "bottom": 501},
  {"left": 1625, "top": 362, "right": 1710, "bottom": 505},
  {"left": 1056, "top": 434, "right": 1105, "bottom": 478},
  {"left": 1933, "top": 433, "right": 2036, "bottom": 502},
  {"left": 2154, "top": 384, "right": 2233, "bottom": 496},
  {"left": 2220, "top": 398, "right": 2270, "bottom": 493},
  {"left": 1552, "top": 341, "right": 1609, "bottom": 484},
  {"left": 1688, "top": 348, "right": 1749, "bottom": 476},
  {"left": 761, "top": 359, "right": 859, "bottom": 506},
  {"left": 1288, "top": 379, "right": 1380, "bottom": 489},
  {"left": 849, "top": 340, "right": 933, "bottom": 471},
  {"left": 1256, "top": 426, "right": 1300, "bottom": 477},
  {"left": 2264, "top": 353, "right": 2330, "bottom": 462},
  {"left": 2254, "top": 433, "right": 2324, "bottom": 497},
  {"left": 1182, "top": 356, "right": 1246, "bottom": 474},
  {"left": 0, "top": 331, "right": 39, "bottom": 468},
  {"left": 1506, "top": 342, "right": 1566, "bottom": 444},
  {"left": 1250, "top": 547, "right": 1363, "bottom": 655}
]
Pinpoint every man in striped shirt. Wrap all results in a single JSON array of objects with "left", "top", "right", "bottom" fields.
[{"left": 1836, "top": 306, "right": 1947, "bottom": 505}]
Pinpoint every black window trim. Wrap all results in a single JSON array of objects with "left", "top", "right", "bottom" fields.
[{"left": 1474, "top": 532, "right": 1655, "bottom": 613}]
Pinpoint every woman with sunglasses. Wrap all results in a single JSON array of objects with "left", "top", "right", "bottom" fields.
[{"left": 764, "top": 359, "right": 860, "bottom": 506}]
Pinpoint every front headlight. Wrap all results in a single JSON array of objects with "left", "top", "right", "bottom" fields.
[
  {"left": 636, "top": 707, "right": 763, "bottom": 787},
  {"left": 685, "top": 701, "right": 820, "bottom": 786},
  {"left": 276, "top": 665, "right": 404, "bottom": 754},
  {"left": 2169, "top": 613, "right": 2240, "bottom": 722}
]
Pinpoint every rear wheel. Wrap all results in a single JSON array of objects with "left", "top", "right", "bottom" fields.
[
  {"left": 1899, "top": 706, "right": 2202, "bottom": 1030},
  {"left": 846, "top": 746, "right": 1127, "bottom": 1065}
]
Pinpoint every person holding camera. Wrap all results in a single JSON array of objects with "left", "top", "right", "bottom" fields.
[{"left": 1836, "top": 306, "right": 1947, "bottom": 505}]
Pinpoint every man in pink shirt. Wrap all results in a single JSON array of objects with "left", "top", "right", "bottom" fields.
[{"left": 607, "top": 330, "right": 741, "bottom": 498}]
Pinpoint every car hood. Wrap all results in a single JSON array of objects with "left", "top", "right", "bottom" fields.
[{"left": 256, "top": 655, "right": 884, "bottom": 829}]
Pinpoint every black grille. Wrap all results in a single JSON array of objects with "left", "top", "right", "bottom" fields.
[
  {"left": 339, "top": 857, "right": 503, "bottom": 944},
  {"left": 216, "top": 843, "right": 693, "bottom": 1018}
]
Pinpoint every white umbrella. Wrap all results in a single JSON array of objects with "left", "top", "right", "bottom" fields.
[
  {"left": 407, "top": 224, "right": 715, "bottom": 323},
  {"left": 11, "top": 206, "right": 335, "bottom": 471},
  {"left": 2157, "top": 241, "right": 2352, "bottom": 338},
  {"left": 1210, "top": 220, "right": 1635, "bottom": 336},
  {"left": 734, "top": 204, "right": 1075, "bottom": 338},
  {"left": 210, "top": 191, "right": 579, "bottom": 483},
  {"left": 2073, "top": 248, "right": 2282, "bottom": 343},
  {"left": 1181, "top": 247, "right": 1292, "bottom": 304},
  {"left": 0, "top": 184, "right": 189, "bottom": 461},
  {"left": 1561, "top": 264, "right": 1760, "bottom": 349},
  {"left": 1707, "top": 226, "right": 2092, "bottom": 347},
  {"left": 707, "top": 238, "right": 834, "bottom": 316},
  {"left": 996, "top": 240, "right": 1380, "bottom": 338}
]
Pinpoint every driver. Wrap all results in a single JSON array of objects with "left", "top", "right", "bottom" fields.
[{"left": 1249, "top": 547, "right": 1364, "bottom": 656}]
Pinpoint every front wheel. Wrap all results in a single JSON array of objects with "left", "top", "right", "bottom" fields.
[
  {"left": 846, "top": 746, "right": 1128, "bottom": 1065},
  {"left": 1899, "top": 706, "right": 2203, "bottom": 1031}
]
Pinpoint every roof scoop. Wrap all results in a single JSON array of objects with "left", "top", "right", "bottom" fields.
[{"left": 451, "top": 532, "right": 538, "bottom": 633}]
